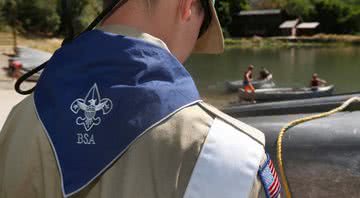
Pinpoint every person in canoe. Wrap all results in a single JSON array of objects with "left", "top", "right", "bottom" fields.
[
  {"left": 310, "top": 73, "right": 327, "bottom": 89},
  {"left": 242, "top": 65, "right": 256, "bottom": 103},
  {"left": 258, "top": 67, "right": 272, "bottom": 81}
]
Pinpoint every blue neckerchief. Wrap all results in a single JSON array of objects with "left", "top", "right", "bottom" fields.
[{"left": 34, "top": 30, "right": 201, "bottom": 197}]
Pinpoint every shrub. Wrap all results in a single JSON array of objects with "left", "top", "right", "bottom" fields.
[{"left": 311, "top": 0, "right": 356, "bottom": 34}]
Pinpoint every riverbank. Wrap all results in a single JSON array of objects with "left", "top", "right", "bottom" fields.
[
  {"left": 0, "top": 32, "right": 62, "bottom": 53},
  {"left": 225, "top": 34, "right": 360, "bottom": 49},
  {"left": 1, "top": 32, "right": 360, "bottom": 52}
]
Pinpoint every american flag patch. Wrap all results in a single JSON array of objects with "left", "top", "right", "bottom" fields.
[{"left": 259, "top": 154, "right": 281, "bottom": 198}]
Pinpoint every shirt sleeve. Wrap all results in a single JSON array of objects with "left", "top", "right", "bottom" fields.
[
  {"left": 183, "top": 118, "right": 265, "bottom": 198},
  {"left": 249, "top": 154, "right": 267, "bottom": 198}
]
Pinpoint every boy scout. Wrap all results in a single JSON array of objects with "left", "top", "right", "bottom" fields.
[{"left": 0, "top": 0, "right": 280, "bottom": 197}]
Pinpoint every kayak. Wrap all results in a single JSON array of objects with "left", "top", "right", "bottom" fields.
[
  {"left": 226, "top": 93, "right": 360, "bottom": 197},
  {"left": 239, "top": 85, "right": 335, "bottom": 102},
  {"left": 223, "top": 92, "right": 360, "bottom": 117},
  {"left": 225, "top": 74, "right": 275, "bottom": 92},
  {"left": 223, "top": 92, "right": 360, "bottom": 197}
]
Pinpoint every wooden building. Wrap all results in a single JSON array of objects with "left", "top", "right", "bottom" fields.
[
  {"left": 279, "top": 19, "right": 301, "bottom": 37},
  {"left": 296, "top": 22, "right": 320, "bottom": 36},
  {"left": 229, "top": 9, "right": 290, "bottom": 37}
]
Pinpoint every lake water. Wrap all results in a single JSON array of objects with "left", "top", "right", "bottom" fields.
[{"left": 186, "top": 46, "right": 360, "bottom": 107}]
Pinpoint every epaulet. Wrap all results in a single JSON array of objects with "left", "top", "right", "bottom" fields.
[{"left": 198, "top": 102, "right": 265, "bottom": 147}]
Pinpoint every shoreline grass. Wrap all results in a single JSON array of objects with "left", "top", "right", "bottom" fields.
[
  {"left": 225, "top": 34, "right": 360, "bottom": 49},
  {"left": 0, "top": 32, "right": 62, "bottom": 53},
  {"left": 1, "top": 32, "right": 360, "bottom": 52}
]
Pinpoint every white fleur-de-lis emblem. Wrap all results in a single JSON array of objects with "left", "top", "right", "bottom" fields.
[{"left": 70, "top": 83, "right": 113, "bottom": 131}]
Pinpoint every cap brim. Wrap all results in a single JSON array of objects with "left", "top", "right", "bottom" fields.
[{"left": 193, "top": 1, "right": 224, "bottom": 54}]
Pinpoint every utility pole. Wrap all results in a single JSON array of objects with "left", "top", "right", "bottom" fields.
[
  {"left": 5, "top": 0, "right": 18, "bottom": 55},
  {"left": 11, "top": 22, "right": 17, "bottom": 54},
  {"left": 61, "top": 0, "right": 74, "bottom": 42}
]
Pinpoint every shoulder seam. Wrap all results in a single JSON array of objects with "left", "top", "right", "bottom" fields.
[{"left": 198, "top": 102, "right": 265, "bottom": 147}]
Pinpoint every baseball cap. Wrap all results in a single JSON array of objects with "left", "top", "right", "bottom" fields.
[{"left": 193, "top": 0, "right": 224, "bottom": 54}]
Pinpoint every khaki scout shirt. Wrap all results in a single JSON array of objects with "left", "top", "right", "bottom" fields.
[{"left": 0, "top": 25, "right": 267, "bottom": 198}]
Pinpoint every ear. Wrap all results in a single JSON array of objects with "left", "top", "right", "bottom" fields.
[{"left": 180, "top": 0, "right": 194, "bottom": 22}]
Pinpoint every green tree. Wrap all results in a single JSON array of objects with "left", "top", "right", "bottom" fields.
[
  {"left": 342, "top": 5, "right": 360, "bottom": 33},
  {"left": 58, "top": 0, "right": 103, "bottom": 38},
  {"left": 1, "top": 0, "right": 17, "bottom": 26},
  {"left": 253, "top": 0, "right": 282, "bottom": 9},
  {"left": 282, "top": 0, "right": 314, "bottom": 19},
  {"left": 15, "top": 0, "right": 60, "bottom": 34},
  {"left": 215, "top": 0, "right": 250, "bottom": 36},
  {"left": 0, "top": 0, "right": 103, "bottom": 36},
  {"left": 228, "top": 0, "right": 251, "bottom": 13},
  {"left": 216, "top": 1, "right": 231, "bottom": 35},
  {"left": 1, "top": 0, "right": 18, "bottom": 50},
  {"left": 311, "top": 0, "right": 355, "bottom": 33},
  {"left": 59, "top": 0, "right": 101, "bottom": 36}
]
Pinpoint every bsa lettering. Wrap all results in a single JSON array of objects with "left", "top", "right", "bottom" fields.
[{"left": 77, "top": 133, "right": 96, "bottom": 145}]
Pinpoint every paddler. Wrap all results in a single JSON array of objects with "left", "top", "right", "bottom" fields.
[
  {"left": 258, "top": 67, "right": 271, "bottom": 81},
  {"left": 243, "top": 64, "right": 256, "bottom": 103},
  {"left": 310, "top": 73, "right": 327, "bottom": 89},
  {"left": 0, "top": 0, "right": 280, "bottom": 197}
]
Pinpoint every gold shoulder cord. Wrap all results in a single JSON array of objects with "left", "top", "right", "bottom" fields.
[{"left": 277, "top": 97, "right": 360, "bottom": 198}]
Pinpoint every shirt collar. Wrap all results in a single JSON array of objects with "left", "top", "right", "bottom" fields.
[{"left": 97, "top": 25, "right": 169, "bottom": 51}]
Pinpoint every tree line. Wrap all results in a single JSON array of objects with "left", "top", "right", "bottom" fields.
[
  {"left": 0, "top": 0, "right": 103, "bottom": 36},
  {"left": 216, "top": 0, "right": 360, "bottom": 35},
  {"left": 0, "top": 0, "right": 359, "bottom": 37}
]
